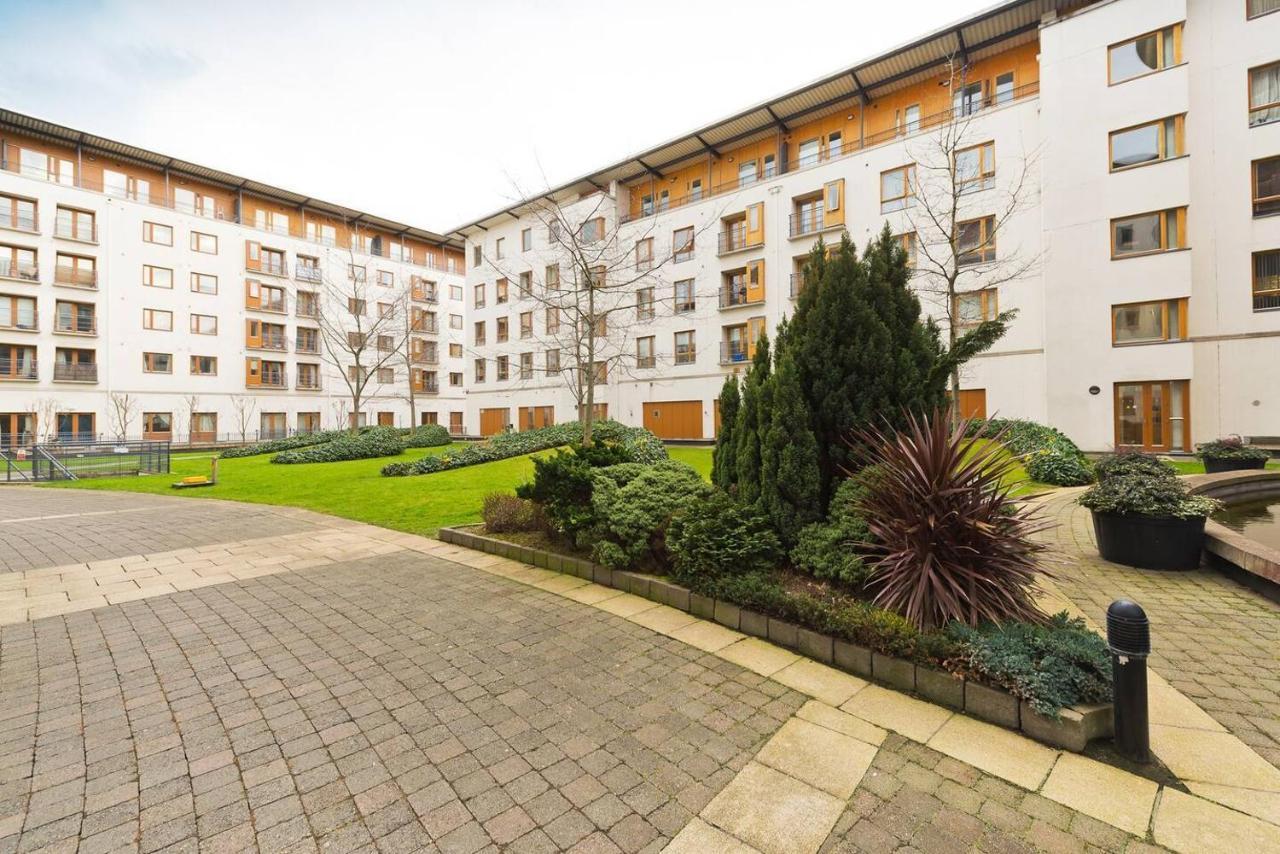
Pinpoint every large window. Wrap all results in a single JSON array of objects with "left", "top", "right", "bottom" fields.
[
  {"left": 143, "top": 222, "right": 172, "bottom": 245},
  {"left": 1112, "top": 298, "right": 1187, "bottom": 344},
  {"left": 1253, "top": 157, "right": 1280, "bottom": 217},
  {"left": 1254, "top": 249, "right": 1280, "bottom": 311},
  {"left": 673, "top": 227, "right": 694, "bottom": 263},
  {"left": 674, "top": 330, "right": 696, "bottom": 365},
  {"left": 636, "top": 336, "right": 655, "bottom": 369},
  {"left": 1111, "top": 208, "right": 1186, "bottom": 257},
  {"left": 955, "top": 142, "right": 995, "bottom": 193},
  {"left": 143, "top": 264, "right": 173, "bottom": 289},
  {"left": 1108, "top": 25, "right": 1181, "bottom": 84},
  {"left": 1250, "top": 62, "right": 1280, "bottom": 127},
  {"left": 880, "top": 165, "right": 915, "bottom": 213},
  {"left": 954, "top": 289, "right": 998, "bottom": 329},
  {"left": 142, "top": 308, "right": 173, "bottom": 331},
  {"left": 674, "top": 279, "right": 695, "bottom": 313},
  {"left": 1109, "top": 116, "right": 1184, "bottom": 170},
  {"left": 956, "top": 216, "right": 996, "bottom": 266}
]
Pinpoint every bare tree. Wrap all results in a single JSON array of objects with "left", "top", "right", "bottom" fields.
[
  {"left": 481, "top": 189, "right": 720, "bottom": 444},
  {"left": 328, "top": 398, "right": 351, "bottom": 431},
  {"left": 230, "top": 395, "right": 257, "bottom": 444},
  {"left": 108, "top": 393, "right": 137, "bottom": 441},
  {"left": 901, "top": 58, "right": 1040, "bottom": 420},
  {"left": 30, "top": 397, "right": 60, "bottom": 443},
  {"left": 181, "top": 395, "right": 201, "bottom": 443},
  {"left": 306, "top": 241, "right": 414, "bottom": 431}
]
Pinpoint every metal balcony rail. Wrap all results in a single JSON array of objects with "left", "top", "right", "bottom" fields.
[
  {"left": 620, "top": 80, "right": 1041, "bottom": 225},
  {"left": 1254, "top": 288, "right": 1280, "bottom": 312},
  {"left": 247, "top": 257, "right": 288, "bottom": 277},
  {"left": 719, "top": 341, "right": 749, "bottom": 365},
  {"left": 414, "top": 380, "right": 440, "bottom": 394},
  {"left": 0, "top": 358, "right": 38, "bottom": 380},
  {"left": 296, "top": 266, "right": 322, "bottom": 283},
  {"left": 54, "top": 221, "right": 97, "bottom": 242},
  {"left": 789, "top": 206, "right": 825, "bottom": 237},
  {"left": 295, "top": 373, "right": 322, "bottom": 390},
  {"left": 1, "top": 310, "right": 37, "bottom": 331},
  {"left": 0, "top": 210, "right": 38, "bottom": 232},
  {"left": 0, "top": 259, "right": 39, "bottom": 281},
  {"left": 717, "top": 225, "right": 761, "bottom": 255},
  {"left": 54, "top": 265, "right": 97, "bottom": 287},
  {"left": 718, "top": 284, "right": 759, "bottom": 309},
  {"left": 53, "top": 362, "right": 97, "bottom": 382},
  {"left": 54, "top": 314, "right": 95, "bottom": 334}
]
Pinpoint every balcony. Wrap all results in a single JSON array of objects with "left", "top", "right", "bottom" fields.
[
  {"left": 411, "top": 352, "right": 439, "bottom": 366},
  {"left": 412, "top": 285, "right": 439, "bottom": 304},
  {"left": 257, "top": 373, "right": 287, "bottom": 390},
  {"left": 719, "top": 284, "right": 762, "bottom": 310},
  {"left": 413, "top": 379, "right": 440, "bottom": 395},
  {"left": 0, "top": 259, "right": 38, "bottom": 282},
  {"left": 54, "top": 265, "right": 97, "bottom": 289},
  {"left": 719, "top": 340, "right": 749, "bottom": 365},
  {"left": 789, "top": 205, "right": 827, "bottom": 238},
  {"left": 54, "top": 223, "right": 97, "bottom": 243},
  {"left": 0, "top": 310, "right": 37, "bottom": 332},
  {"left": 247, "top": 257, "right": 287, "bottom": 277},
  {"left": 412, "top": 319, "right": 439, "bottom": 335},
  {"left": 54, "top": 314, "right": 96, "bottom": 335},
  {"left": 256, "top": 337, "right": 288, "bottom": 353},
  {"left": 296, "top": 266, "right": 322, "bottom": 284},
  {"left": 0, "top": 358, "right": 37, "bottom": 381},
  {"left": 295, "top": 373, "right": 322, "bottom": 391},
  {"left": 717, "top": 225, "right": 761, "bottom": 256},
  {"left": 0, "top": 210, "right": 37, "bottom": 234},
  {"left": 53, "top": 363, "right": 98, "bottom": 383}
]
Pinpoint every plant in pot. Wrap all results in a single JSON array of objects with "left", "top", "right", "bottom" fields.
[
  {"left": 1078, "top": 453, "right": 1220, "bottom": 570},
  {"left": 1196, "top": 436, "right": 1271, "bottom": 474}
]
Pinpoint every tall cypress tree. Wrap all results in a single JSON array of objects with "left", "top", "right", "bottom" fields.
[
  {"left": 711, "top": 373, "right": 740, "bottom": 491},
  {"left": 757, "top": 348, "right": 821, "bottom": 544},
  {"left": 733, "top": 333, "right": 770, "bottom": 505}
]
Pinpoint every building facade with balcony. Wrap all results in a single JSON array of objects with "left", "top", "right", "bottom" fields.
[
  {"left": 0, "top": 114, "right": 468, "bottom": 445},
  {"left": 454, "top": 0, "right": 1280, "bottom": 452}
]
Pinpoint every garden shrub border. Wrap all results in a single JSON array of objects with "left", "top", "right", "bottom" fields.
[{"left": 439, "top": 524, "right": 1113, "bottom": 752}]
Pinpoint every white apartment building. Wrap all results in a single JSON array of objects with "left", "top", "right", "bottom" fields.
[
  {"left": 455, "top": 0, "right": 1280, "bottom": 453},
  {"left": 0, "top": 113, "right": 469, "bottom": 445}
]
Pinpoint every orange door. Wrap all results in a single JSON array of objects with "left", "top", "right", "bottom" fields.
[
  {"left": 643, "top": 401, "right": 703, "bottom": 440},
  {"left": 479, "top": 408, "right": 509, "bottom": 437},
  {"left": 956, "top": 389, "right": 987, "bottom": 420},
  {"left": 378, "top": 411, "right": 395, "bottom": 426}
]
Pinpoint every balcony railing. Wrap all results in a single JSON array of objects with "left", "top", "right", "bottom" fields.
[
  {"left": 0, "top": 210, "right": 38, "bottom": 233},
  {"left": 54, "top": 266, "right": 97, "bottom": 288},
  {"left": 54, "top": 315, "right": 96, "bottom": 334},
  {"left": 54, "top": 223, "right": 97, "bottom": 243},
  {"left": 789, "top": 205, "right": 826, "bottom": 238},
  {"left": 412, "top": 319, "right": 439, "bottom": 334},
  {"left": 0, "top": 358, "right": 38, "bottom": 380},
  {"left": 620, "top": 80, "right": 1041, "bottom": 225},
  {"left": 1254, "top": 288, "right": 1280, "bottom": 312},
  {"left": 1, "top": 310, "right": 37, "bottom": 332},
  {"left": 296, "top": 267, "right": 322, "bottom": 284},
  {"left": 257, "top": 337, "right": 288, "bottom": 352},
  {"left": 257, "top": 372, "right": 287, "bottom": 389},
  {"left": 719, "top": 340, "right": 750, "bottom": 365},
  {"left": 717, "top": 225, "right": 761, "bottom": 256},
  {"left": 0, "top": 259, "right": 39, "bottom": 282},
  {"left": 412, "top": 287, "right": 439, "bottom": 304},
  {"left": 414, "top": 380, "right": 440, "bottom": 395},
  {"left": 295, "top": 373, "right": 322, "bottom": 391},
  {"left": 295, "top": 340, "right": 320, "bottom": 355},
  {"left": 719, "top": 284, "right": 760, "bottom": 309},
  {"left": 636, "top": 355, "right": 656, "bottom": 369},
  {"left": 53, "top": 363, "right": 98, "bottom": 382},
  {"left": 247, "top": 257, "right": 287, "bottom": 277},
  {"left": 411, "top": 352, "right": 439, "bottom": 365}
]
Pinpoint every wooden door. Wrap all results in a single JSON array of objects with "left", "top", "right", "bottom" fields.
[
  {"left": 479, "top": 408, "right": 509, "bottom": 437},
  {"left": 0, "top": 412, "right": 35, "bottom": 448},
  {"left": 956, "top": 389, "right": 987, "bottom": 420},
  {"left": 1114, "top": 381, "right": 1190, "bottom": 452},
  {"left": 449, "top": 412, "right": 463, "bottom": 434},
  {"left": 377, "top": 412, "right": 395, "bottom": 427},
  {"left": 643, "top": 401, "right": 703, "bottom": 440},
  {"left": 420, "top": 412, "right": 438, "bottom": 426}
]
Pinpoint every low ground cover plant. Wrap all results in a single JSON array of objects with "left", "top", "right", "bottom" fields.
[
  {"left": 221, "top": 430, "right": 341, "bottom": 458},
  {"left": 1081, "top": 450, "right": 1219, "bottom": 518},
  {"left": 968, "top": 418, "right": 1093, "bottom": 486},
  {"left": 273, "top": 426, "right": 405, "bottom": 464}
]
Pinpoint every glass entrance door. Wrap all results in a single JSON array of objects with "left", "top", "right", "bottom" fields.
[{"left": 1114, "top": 381, "right": 1189, "bottom": 451}]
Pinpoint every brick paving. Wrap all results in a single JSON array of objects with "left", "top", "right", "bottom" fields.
[{"left": 1036, "top": 490, "right": 1280, "bottom": 771}]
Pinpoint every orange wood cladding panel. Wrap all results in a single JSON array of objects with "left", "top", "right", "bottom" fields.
[
  {"left": 479, "top": 408, "right": 510, "bottom": 437},
  {"left": 518, "top": 406, "right": 554, "bottom": 431},
  {"left": 643, "top": 401, "right": 703, "bottom": 440},
  {"left": 956, "top": 389, "right": 987, "bottom": 420}
]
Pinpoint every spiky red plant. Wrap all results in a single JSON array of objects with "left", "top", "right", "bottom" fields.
[{"left": 852, "top": 410, "right": 1053, "bottom": 631}]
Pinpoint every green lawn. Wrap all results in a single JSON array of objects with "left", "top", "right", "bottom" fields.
[
  {"left": 49, "top": 443, "right": 717, "bottom": 536},
  {"left": 666, "top": 444, "right": 713, "bottom": 479},
  {"left": 1165, "top": 458, "right": 1280, "bottom": 475}
]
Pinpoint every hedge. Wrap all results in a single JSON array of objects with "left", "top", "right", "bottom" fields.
[
  {"left": 220, "top": 430, "right": 341, "bottom": 459},
  {"left": 273, "top": 426, "right": 405, "bottom": 464},
  {"left": 969, "top": 418, "right": 1093, "bottom": 486},
  {"left": 381, "top": 419, "right": 666, "bottom": 477},
  {"left": 400, "top": 424, "right": 451, "bottom": 448}
]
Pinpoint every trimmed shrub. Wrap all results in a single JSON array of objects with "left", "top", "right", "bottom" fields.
[
  {"left": 272, "top": 426, "right": 404, "bottom": 464},
  {"left": 1078, "top": 474, "right": 1219, "bottom": 519},
  {"left": 588, "top": 461, "right": 713, "bottom": 571},
  {"left": 947, "top": 614, "right": 1112, "bottom": 717},
  {"left": 515, "top": 448, "right": 599, "bottom": 540},
  {"left": 969, "top": 418, "right": 1093, "bottom": 486},
  {"left": 400, "top": 424, "right": 451, "bottom": 448},
  {"left": 790, "top": 474, "right": 875, "bottom": 589},
  {"left": 481, "top": 493, "right": 544, "bottom": 533},
  {"left": 221, "top": 430, "right": 340, "bottom": 459},
  {"left": 381, "top": 419, "right": 665, "bottom": 476},
  {"left": 1196, "top": 436, "right": 1270, "bottom": 463},
  {"left": 1092, "top": 450, "right": 1176, "bottom": 482},
  {"left": 668, "top": 492, "right": 782, "bottom": 585}
]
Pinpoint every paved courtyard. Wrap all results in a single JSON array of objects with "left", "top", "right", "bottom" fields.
[{"left": 0, "top": 487, "right": 1275, "bottom": 852}]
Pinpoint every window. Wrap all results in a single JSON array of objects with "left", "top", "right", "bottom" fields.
[
  {"left": 191, "top": 272, "right": 217, "bottom": 295},
  {"left": 521, "top": 228, "right": 532, "bottom": 252},
  {"left": 174, "top": 187, "right": 215, "bottom": 217},
  {"left": 296, "top": 364, "right": 320, "bottom": 389},
  {"left": 520, "top": 352, "right": 533, "bottom": 380},
  {"left": 378, "top": 367, "right": 395, "bottom": 384},
  {"left": 955, "top": 142, "right": 995, "bottom": 192},
  {"left": 143, "top": 352, "right": 172, "bottom": 373},
  {"left": 103, "top": 170, "right": 146, "bottom": 201},
  {"left": 658, "top": 189, "right": 670, "bottom": 211},
  {"left": 880, "top": 165, "right": 915, "bottom": 213},
  {"left": 674, "top": 330, "right": 696, "bottom": 365},
  {"left": 190, "top": 356, "right": 217, "bottom": 376},
  {"left": 953, "top": 81, "right": 985, "bottom": 117},
  {"left": 496, "top": 278, "right": 509, "bottom": 304},
  {"left": 260, "top": 413, "right": 287, "bottom": 438},
  {"left": 995, "top": 71, "right": 1015, "bottom": 105},
  {"left": 637, "top": 336, "right": 655, "bottom": 369},
  {"left": 579, "top": 218, "right": 604, "bottom": 243},
  {"left": 739, "top": 160, "right": 757, "bottom": 186},
  {"left": 956, "top": 216, "right": 997, "bottom": 266},
  {"left": 297, "top": 255, "right": 321, "bottom": 283},
  {"left": 190, "top": 231, "right": 218, "bottom": 254},
  {"left": 1111, "top": 208, "right": 1187, "bottom": 257},
  {"left": 378, "top": 270, "right": 394, "bottom": 287},
  {"left": 495, "top": 237, "right": 505, "bottom": 260},
  {"left": 143, "top": 412, "right": 172, "bottom": 437},
  {"left": 1251, "top": 62, "right": 1280, "bottom": 128},
  {"left": 497, "top": 355, "right": 510, "bottom": 381},
  {"left": 1110, "top": 116, "right": 1185, "bottom": 170},
  {"left": 348, "top": 297, "right": 366, "bottom": 315},
  {"left": 349, "top": 264, "right": 366, "bottom": 283},
  {"left": 954, "top": 289, "right": 999, "bottom": 329},
  {"left": 690, "top": 179, "right": 703, "bottom": 201},
  {"left": 1253, "top": 156, "right": 1280, "bottom": 216},
  {"left": 474, "top": 359, "right": 487, "bottom": 382},
  {"left": 296, "top": 327, "right": 319, "bottom": 353},
  {"left": 579, "top": 361, "right": 607, "bottom": 386},
  {"left": 546, "top": 349, "right": 560, "bottom": 374},
  {"left": 306, "top": 222, "right": 337, "bottom": 246},
  {"left": 450, "top": 313, "right": 462, "bottom": 330},
  {"left": 640, "top": 193, "right": 654, "bottom": 217},
  {"left": 377, "top": 334, "right": 394, "bottom": 352},
  {"left": 191, "top": 314, "right": 217, "bottom": 335},
  {"left": 546, "top": 307, "right": 560, "bottom": 334},
  {"left": 675, "top": 279, "right": 695, "bottom": 313},
  {"left": 1249, "top": 0, "right": 1280, "bottom": 18},
  {"left": 828, "top": 131, "right": 842, "bottom": 159},
  {"left": 900, "top": 104, "right": 921, "bottom": 134},
  {"left": 520, "top": 311, "right": 533, "bottom": 339},
  {"left": 635, "top": 238, "right": 653, "bottom": 270},
  {"left": 55, "top": 254, "right": 96, "bottom": 287},
  {"left": 1112, "top": 298, "right": 1187, "bottom": 344},
  {"left": 798, "top": 138, "right": 820, "bottom": 168},
  {"left": 143, "top": 222, "right": 173, "bottom": 246},
  {"left": 296, "top": 291, "right": 319, "bottom": 318},
  {"left": 143, "top": 308, "right": 173, "bottom": 331},
  {"left": 449, "top": 342, "right": 462, "bottom": 358},
  {"left": 896, "top": 232, "right": 918, "bottom": 269},
  {"left": 1109, "top": 25, "right": 1181, "bottom": 84},
  {"left": 378, "top": 301, "right": 393, "bottom": 318},
  {"left": 474, "top": 283, "right": 486, "bottom": 308},
  {"left": 54, "top": 301, "right": 94, "bottom": 334},
  {"left": 497, "top": 317, "right": 509, "bottom": 342},
  {"left": 447, "top": 372, "right": 460, "bottom": 387},
  {"left": 637, "top": 287, "right": 655, "bottom": 320},
  {"left": 1, "top": 194, "right": 37, "bottom": 232},
  {"left": 0, "top": 295, "right": 37, "bottom": 331},
  {"left": 474, "top": 321, "right": 486, "bottom": 345},
  {"left": 518, "top": 271, "right": 532, "bottom": 298},
  {"left": 1253, "top": 250, "right": 1280, "bottom": 310},
  {"left": 472, "top": 244, "right": 482, "bottom": 266},
  {"left": 673, "top": 227, "right": 694, "bottom": 263},
  {"left": 546, "top": 264, "right": 561, "bottom": 290}
]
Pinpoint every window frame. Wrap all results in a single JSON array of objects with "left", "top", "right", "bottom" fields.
[
  {"left": 190, "top": 231, "right": 218, "bottom": 254},
  {"left": 953, "top": 288, "right": 999, "bottom": 330},
  {"left": 142, "top": 221, "right": 173, "bottom": 246},
  {"left": 1110, "top": 208, "right": 1187, "bottom": 258},
  {"left": 142, "top": 351, "right": 173, "bottom": 374},
  {"left": 190, "top": 272, "right": 218, "bottom": 295},
  {"left": 1253, "top": 156, "right": 1280, "bottom": 217},
  {"left": 190, "top": 313, "right": 218, "bottom": 335},
  {"left": 1108, "top": 115, "right": 1185, "bottom": 172},
  {"left": 1111, "top": 298, "right": 1188, "bottom": 345},
  {"left": 142, "top": 307, "right": 173, "bottom": 331},
  {"left": 956, "top": 216, "right": 997, "bottom": 266},
  {"left": 142, "top": 264, "right": 173, "bottom": 289},
  {"left": 955, "top": 142, "right": 996, "bottom": 192},
  {"left": 880, "top": 165, "right": 916, "bottom": 213},
  {"left": 1107, "top": 24, "right": 1183, "bottom": 85},
  {"left": 673, "top": 330, "right": 696, "bottom": 365}
]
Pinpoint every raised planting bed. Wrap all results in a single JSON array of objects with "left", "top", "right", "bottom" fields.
[{"left": 440, "top": 524, "right": 1113, "bottom": 753}]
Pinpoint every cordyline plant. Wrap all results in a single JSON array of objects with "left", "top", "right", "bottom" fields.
[{"left": 852, "top": 410, "right": 1053, "bottom": 631}]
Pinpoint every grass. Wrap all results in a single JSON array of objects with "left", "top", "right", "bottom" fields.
[
  {"left": 666, "top": 444, "right": 713, "bottom": 480},
  {"left": 49, "top": 443, "right": 718, "bottom": 537},
  {"left": 1165, "top": 458, "right": 1280, "bottom": 475}
]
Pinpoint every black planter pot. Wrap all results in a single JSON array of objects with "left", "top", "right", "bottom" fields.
[
  {"left": 1091, "top": 511, "right": 1206, "bottom": 571},
  {"left": 1202, "top": 457, "right": 1268, "bottom": 474}
]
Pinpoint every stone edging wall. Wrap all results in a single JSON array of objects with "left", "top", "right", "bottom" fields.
[
  {"left": 438, "top": 525, "right": 1113, "bottom": 753},
  {"left": 1188, "top": 470, "right": 1280, "bottom": 594}
]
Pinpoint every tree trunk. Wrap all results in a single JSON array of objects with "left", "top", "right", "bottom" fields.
[{"left": 584, "top": 282, "right": 596, "bottom": 446}]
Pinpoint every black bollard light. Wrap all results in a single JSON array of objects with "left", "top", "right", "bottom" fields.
[{"left": 1106, "top": 599, "right": 1151, "bottom": 763}]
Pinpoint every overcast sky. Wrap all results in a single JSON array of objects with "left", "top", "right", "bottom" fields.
[{"left": 0, "top": 0, "right": 998, "bottom": 233}]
